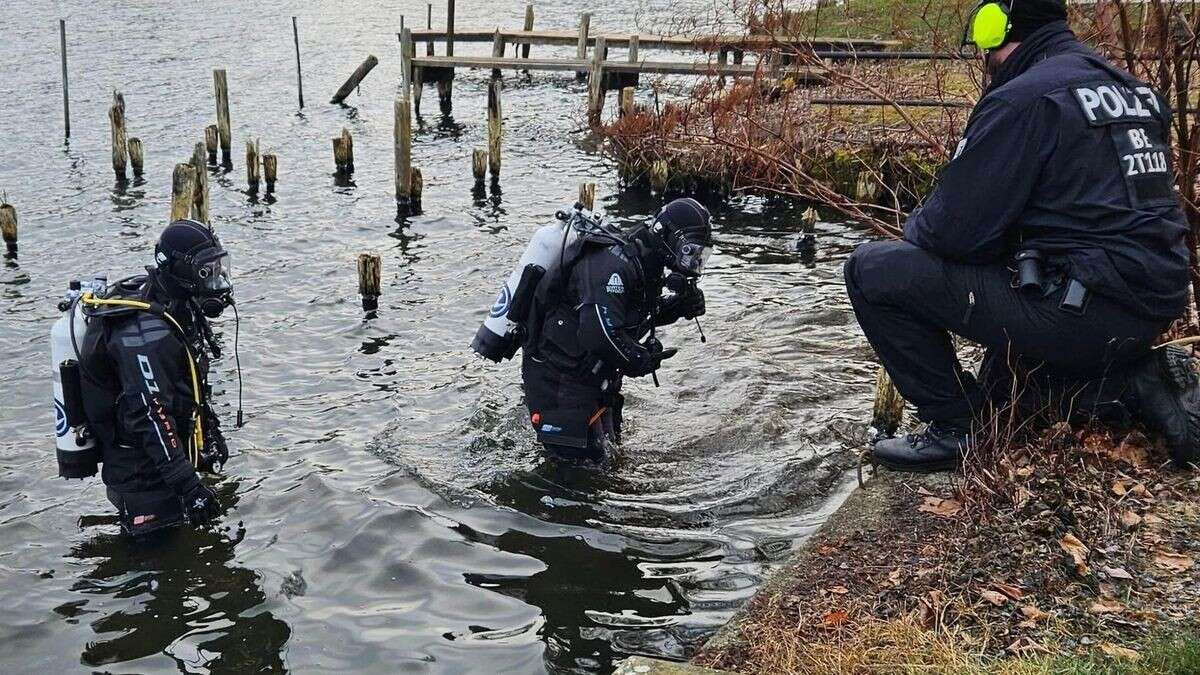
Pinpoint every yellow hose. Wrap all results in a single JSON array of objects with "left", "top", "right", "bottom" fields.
[{"left": 81, "top": 295, "right": 205, "bottom": 467}]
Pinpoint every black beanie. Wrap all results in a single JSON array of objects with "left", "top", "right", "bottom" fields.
[{"left": 1008, "top": 0, "right": 1068, "bottom": 42}]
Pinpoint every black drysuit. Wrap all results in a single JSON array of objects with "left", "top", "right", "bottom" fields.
[
  {"left": 844, "top": 22, "right": 1190, "bottom": 423},
  {"left": 522, "top": 236, "right": 690, "bottom": 459},
  {"left": 80, "top": 292, "right": 213, "bottom": 536}
]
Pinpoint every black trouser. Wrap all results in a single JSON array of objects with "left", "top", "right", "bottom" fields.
[
  {"left": 844, "top": 240, "right": 1165, "bottom": 424},
  {"left": 522, "top": 354, "right": 623, "bottom": 461}
]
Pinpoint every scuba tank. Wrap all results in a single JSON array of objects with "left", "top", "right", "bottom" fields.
[
  {"left": 472, "top": 203, "right": 624, "bottom": 363},
  {"left": 51, "top": 278, "right": 102, "bottom": 479}
]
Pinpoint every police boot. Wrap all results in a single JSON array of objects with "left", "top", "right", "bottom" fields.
[
  {"left": 1126, "top": 345, "right": 1200, "bottom": 466},
  {"left": 871, "top": 421, "right": 971, "bottom": 473}
]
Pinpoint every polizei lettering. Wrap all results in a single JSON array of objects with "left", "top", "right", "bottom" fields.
[{"left": 1072, "top": 84, "right": 1160, "bottom": 125}]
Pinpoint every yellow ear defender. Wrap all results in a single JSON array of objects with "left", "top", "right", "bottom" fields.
[{"left": 967, "top": 1, "right": 1013, "bottom": 51}]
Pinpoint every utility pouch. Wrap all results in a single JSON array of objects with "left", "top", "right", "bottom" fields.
[
  {"left": 532, "top": 406, "right": 592, "bottom": 449},
  {"left": 1059, "top": 279, "right": 1091, "bottom": 316}
]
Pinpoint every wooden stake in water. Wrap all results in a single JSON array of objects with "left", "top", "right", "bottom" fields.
[
  {"left": 446, "top": 0, "right": 456, "bottom": 57},
  {"left": 204, "top": 125, "right": 219, "bottom": 164},
  {"left": 292, "top": 16, "right": 305, "bottom": 108},
  {"left": 620, "top": 87, "right": 634, "bottom": 118},
  {"left": 587, "top": 36, "right": 607, "bottom": 126},
  {"left": 0, "top": 203, "right": 17, "bottom": 256},
  {"left": 395, "top": 97, "right": 413, "bottom": 203},
  {"left": 109, "top": 92, "right": 128, "bottom": 180},
  {"left": 487, "top": 80, "right": 502, "bottom": 177},
  {"left": 410, "top": 167, "right": 424, "bottom": 207},
  {"left": 331, "top": 55, "right": 379, "bottom": 104},
  {"left": 127, "top": 137, "right": 144, "bottom": 176},
  {"left": 472, "top": 149, "right": 487, "bottom": 186},
  {"left": 264, "top": 153, "right": 278, "bottom": 192},
  {"left": 59, "top": 19, "right": 70, "bottom": 139},
  {"left": 191, "top": 142, "right": 210, "bottom": 224},
  {"left": 522, "top": 4, "right": 534, "bottom": 62},
  {"left": 333, "top": 127, "right": 354, "bottom": 175},
  {"left": 575, "top": 12, "right": 591, "bottom": 79},
  {"left": 357, "top": 253, "right": 382, "bottom": 312},
  {"left": 213, "top": 69, "right": 232, "bottom": 165},
  {"left": 170, "top": 163, "right": 197, "bottom": 222},
  {"left": 650, "top": 160, "right": 668, "bottom": 192},
  {"left": 871, "top": 366, "right": 905, "bottom": 437},
  {"left": 491, "top": 29, "right": 504, "bottom": 80},
  {"left": 578, "top": 182, "right": 596, "bottom": 210},
  {"left": 245, "top": 139, "right": 260, "bottom": 192}
]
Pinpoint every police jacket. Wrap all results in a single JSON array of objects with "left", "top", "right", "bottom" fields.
[
  {"left": 534, "top": 235, "right": 679, "bottom": 377},
  {"left": 80, "top": 280, "right": 208, "bottom": 497},
  {"left": 903, "top": 22, "right": 1189, "bottom": 321}
]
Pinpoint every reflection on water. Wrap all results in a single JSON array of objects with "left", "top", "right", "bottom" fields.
[{"left": 0, "top": 0, "right": 879, "bottom": 673}]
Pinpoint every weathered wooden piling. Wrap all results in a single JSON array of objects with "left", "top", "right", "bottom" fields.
[
  {"left": 628, "top": 34, "right": 640, "bottom": 62},
  {"left": 402, "top": 28, "right": 422, "bottom": 114},
  {"left": 109, "top": 92, "right": 127, "bottom": 180},
  {"left": 333, "top": 127, "right": 354, "bottom": 175},
  {"left": 575, "top": 12, "right": 591, "bottom": 79},
  {"left": 264, "top": 153, "right": 278, "bottom": 192},
  {"left": 650, "top": 160, "right": 668, "bottom": 192},
  {"left": 191, "top": 142, "right": 210, "bottom": 224},
  {"left": 59, "top": 19, "right": 70, "bottom": 139},
  {"left": 870, "top": 366, "right": 905, "bottom": 437},
  {"left": 620, "top": 87, "right": 634, "bottom": 117},
  {"left": 472, "top": 149, "right": 487, "bottom": 185},
  {"left": 127, "top": 137, "right": 145, "bottom": 176},
  {"left": 213, "top": 69, "right": 232, "bottom": 165},
  {"left": 437, "top": 78, "right": 453, "bottom": 114},
  {"left": 491, "top": 29, "right": 504, "bottom": 79},
  {"left": 170, "top": 164, "right": 197, "bottom": 222},
  {"left": 578, "top": 182, "right": 596, "bottom": 210},
  {"left": 395, "top": 97, "right": 413, "bottom": 203},
  {"left": 410, "top": 167, "right": 424, "bottom": 207},
  {"left": 357, "top": 253, "right": 382, "bottom": 312},
  {"left": 331, "top": 55, "right": 379, "bottom": 104},
  {"left": 204, "top": 125, "right": 219, "bottom": 164},
  {"left": 0, "top": 204, "right": 17, "bottom": 256},
  {"left": 522, "top": 4, "right": 534, "bottom": 61},
  {"left": 246, "top": 139, "right": 261, "bottom": 192},
  {"left": 487, "top": 80, "right": 502, "bottom": 177},
  {"left": 587, "top": 36, "right": 607, "bottom": 125},
  {"left": 292, "top": 16, "right": 305, "bottom": 108},
  {"left": 446, "top": 0, "right": 455, "bottom": 56}
]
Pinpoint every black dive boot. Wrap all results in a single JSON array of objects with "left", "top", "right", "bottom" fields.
[
  {"left": 871, "top": 421, "right": 971, "bottom": 473},
  {"left": 1127, "top": 345, "right": 1200, "bottom": 466}
]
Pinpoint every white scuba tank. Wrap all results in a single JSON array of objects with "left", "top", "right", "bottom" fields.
[
  {"left": 51, "top": 279, "right": 101, "bottom": 478},
  {"left": 471, "top": 213, "right": 587, "bottom": 362}
]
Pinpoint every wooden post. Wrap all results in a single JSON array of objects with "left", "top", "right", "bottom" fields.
[
  {"left": 575, "top": 12, "right": 591, "bottom": 79},
  {"left": 487, "top": 80, "right": 502, "bottom": 177},
  {"left": 578, "top": 182, "right": 596, "bottom": 210},
  {"left": 402, "top": 28, "right": 421, "bottom": 114},
  {"left": 395, "top": 97, "right": 413, "bottom": 203},
  {"left": 717, "top": 48, "right": 728, "bottom": 87},
  {"left": 264, "top": 153, "right": 278, "bottom": 192},
  {"left": 246, "top": 139, "right": 261, "bottom": 192},
  {"left": 170, "top": 163, "right": 197, "bottom": 222},
  {"left": 334, "top": 127, "right": 354, "bottom": 174},
  {"left": 871, "top": 366, "right": 905, "bottom": 437},
  {"left": 59, "top": 19, "right": 70, "bottom": 139},
  {"left": 410, "top": 167, "right": 423, "bottom": 207},
  {"left": 330, "top": 55, "right": 379, "bottom": 104},
  {"left": 650, "top": 160, "right": 668, "bottom": 192},
  {"left": 629, "top": 34, "right": 639, "bottom": 63},
  {"left": 522, "top": 4, "right": 534, "bottom": 61},
  {"left": 357, "top": 253, "right": 382, "bottom": 312},
  {"left": 427, "top": 3, "right": 432, "bottom": 31},
  {"left": 109, "top": 92, "right": 127, "bottom": 180},
  {"left": 587, "top": 36, "right": 607, "bottom": 126},
  {"left": 491, "top": 29, "right": 504, "bottom": 79},
  {"left": 0, "top": 203, "right": 17, "bottom": 256},
  {"left": 446, "top": 0, "right": 455, "bottom": 57},
  {"left": 620, "top": 87, "right": 634, "bottom": 118},
  {"left": 204, "top": 125, "right": 218, "bottom": 164},
  {"left": 437, "top": 78, "right": 453, "bottom": 115},
  {"left": 127, "top": 137, "right": 144, "bottom": 176},
  {"left": 213, "top": 69, "right": 232, "bottom": 165},
  {"left": 292, "top": 17, "right": 304, "bottom": 108},
  {"left": 189, "top": 142, "right": 210, "bottom": 223},
  {"left": 400, "top": 28, "right": 413, "bottom": 95},
  {"left": 472, "top": 149, "right": 487, "bottom": 185}
]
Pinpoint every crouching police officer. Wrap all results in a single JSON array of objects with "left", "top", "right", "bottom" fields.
[
  {"left": 78, "top": 219, "right": 238, "bottom": 536},
  {"left": 844, "top": 0, "right": 1200, "bottom": 471},
  {"left": 523, "top": 198, "right": 712, "bottom": 461}
]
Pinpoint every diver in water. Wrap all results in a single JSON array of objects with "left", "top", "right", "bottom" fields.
[
  {"left": 473, "top": 198, "right": 711, "bottom": 461},
  {"left": 71, "top": 219, "right": 239, "bottom": 537}
]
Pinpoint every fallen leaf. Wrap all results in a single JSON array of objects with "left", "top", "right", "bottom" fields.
[
  {"left": 1143, "top": 513, "right": 1165, "bottom": 525},
  {"left": 916, "top": 485, "right": 935, "bottom": 497},
  {"left": 1130, "top": 483, "right": 1150, "bottom": 497},
  {"left": 1099, "top": 643, "right": 1141, "bottom": 661},
  {"left": 918, "top": 496, "right": 962, "bottom": 518},
  {"left": 1016, "top": 465, "right": 1034, "bottom": 478},
  {"left": 822, "top": 610, "right": 848, "bottom": 626},
  {"left": 828, "top": 585, "right": 850, "bottom": 595},
  {"left": 1103, "top": 566, "right": 1134, "bottom": 581},
  {"left": 1089, "top": 599, "right": 1126, "bottom": 614},
  {"left": 979, "top": 589, "right": 1009, "bottom": 606},
  {"left": 991, "top": 581, "right": 1026, "bottom": 601},
  {"left": 1020, "top": 605, "right": 1048, "bottom": 622},
  {"left": 887, "top": 569, "right": 903, "bottom": 586},
  {"left": 1112, "top": 481, "right": 1128, "bottom": 496},
  {"left": 1060, "top": 533, "right": 1091, "bottom": 574},
  {"left": 919, "top": 545, "right": 939, "bottom": 557},
  {"left": 1120, "top": 510, "right": 1142, "bottom": 528},
  {"left": 1154, "top": 551, "right": 1195, "bottom": 572}
]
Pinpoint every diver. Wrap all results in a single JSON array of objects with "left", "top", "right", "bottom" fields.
[
  {"left": 844, "top": 0, "right": 1199, "bottom": 471},
  {"left": 69, "top": 219, "right": 239, "bottom": 537},
  {"left": 472, "top": 198, "right": 712, "bottom": 461}
]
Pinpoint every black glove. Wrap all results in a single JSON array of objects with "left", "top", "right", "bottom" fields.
[
  {"left": 178, "top": 475, "right": 220, "bottom": 526},
  {"left": 199, "top": 415, "right": 229, "bottom": 474},
  {"left": 653, "top": 347, "right": 679, "bottom": 366},
  {"left": 678, "top": 286, "right": 705, "bottom": 319}
]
